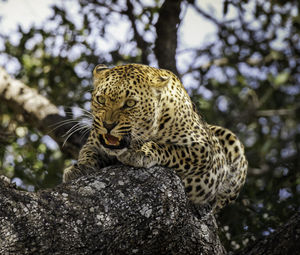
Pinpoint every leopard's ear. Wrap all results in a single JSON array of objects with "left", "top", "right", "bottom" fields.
[
  {"left": 93, "top": 64, "right": 109, "bottom": 76},
  {"left": 150, "top": 75, "right": 171, "bottom": 102},
  {"left": 93, "top": 64, "right": 110, "bottom": 86},
  {"left": 151, "top": 75, "right": 171, "bottom": 88}
]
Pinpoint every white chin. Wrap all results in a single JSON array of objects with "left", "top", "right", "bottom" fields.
[{"left": 102, "top": 146, "right": 128, "bottom": 156}]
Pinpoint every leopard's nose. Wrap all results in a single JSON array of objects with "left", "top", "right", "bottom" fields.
[{"left": 103, "top": 121, "right": 118, "bottom": 132}]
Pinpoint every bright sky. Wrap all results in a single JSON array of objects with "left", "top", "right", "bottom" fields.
[
  {"left": 0, "top": 0, "right": 233, "bottom": 91},
  {"left": 0, "top": 0, "right": 224, "bottom": 48},
  {"left": 0, "top": 0, "right": 58, "bottom": 32},
  {"left": 0, "top": 0, "right": 230, "bottom": 84}
]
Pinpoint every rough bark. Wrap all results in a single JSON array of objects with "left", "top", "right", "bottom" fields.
[
  {"left": 240, "top": 212, "right": 300, "bottom": 255},
  {"left": 154, "top": 0, "right": 181, "bottom": 76},
  {"left": 0, "top": 68, "right": 226, "bottom": 254},
  {"left": 0, "top": 67, "right": 84, "bottom": 158},
  {"left": 0, "top": 165, "right": 226, "bottom": 255},
  {"left": 1, "top": 68, "right": 299, "bottom": 254}
]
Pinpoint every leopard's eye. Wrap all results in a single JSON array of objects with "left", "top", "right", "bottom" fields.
[
  {"left": 96, "top": 95, "right": 106, "bottom": 105},
  {"left": 124, "top": 99, "right": 136, "bottom": 108}
]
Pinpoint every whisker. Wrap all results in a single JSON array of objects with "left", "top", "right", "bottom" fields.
[
  {"left": 79, "top": 107, "right": 93, "bottom": 116},
  {"left": 64, "top": 122, "right": 83, "bottom": 136},
  {"left": 64, "top": 106, "right": 94, "bottom": 118},
  {"left": 49, "top": 118, "right": 79, "bottom": 128},
  {"left": 80, "top": 127, "right": 91, "bottom": 141},
  {"left": 62, "top": 125, "right": 90, "bottom": 147},
  {"left": 48, "top": 119, "right": 84, "bottom": 134}
]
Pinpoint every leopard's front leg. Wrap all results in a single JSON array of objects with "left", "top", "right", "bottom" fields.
[
  {"left": 117, "top": 141, "right": 163, "bottom": 168},
  {"left": 63, "top": 129, "right": 114, "bottom": 182},
  {"left": 118, "top": 141, "right": 220, "bottom": 207}
]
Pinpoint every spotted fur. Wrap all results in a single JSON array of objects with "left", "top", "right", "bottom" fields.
[{"left": 63, "top": 64, "right": 248, "bottom": 211}]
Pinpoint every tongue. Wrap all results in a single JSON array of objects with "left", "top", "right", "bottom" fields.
[{"left": 104, "top": 134, "right": 120, "bottom": 145}]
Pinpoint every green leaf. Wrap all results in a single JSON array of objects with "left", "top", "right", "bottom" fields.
[{"left": 274, "top": 71, "right": 290, "bottom": 87}]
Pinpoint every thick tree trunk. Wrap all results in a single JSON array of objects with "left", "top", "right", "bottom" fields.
[
  {"left": 0, "top": 165, "right": 226, "bottom": 255},
  {"left": 1, "top": 68, "right": 299, "bottom": 255},
  {"left": 154, "top": 0, "right": 181, "bottom": 76},
  {"left": 0, "top": 68, "right": 226, "bottom": 254}
]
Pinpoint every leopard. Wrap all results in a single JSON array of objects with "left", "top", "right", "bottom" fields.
[{"left": 63, "top": 63, "right": 248, "bottom": 211}]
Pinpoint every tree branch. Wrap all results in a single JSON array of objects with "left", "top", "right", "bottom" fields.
[
  {"left": 125, "top": 0, "right": 150, "bottom": 64},
  {"left": 154, "top": 0, "right": 181, "bottom": 76},
  {"left": 256, "top": 108, "right": 296, "bottom": 117},
  {"left": 240, "top": 212, "right": 300, "bottom": 255},
  {"left": 190, "top": 1, "right": 223, "bottom": 27},
  {"left": 0, "top": 165, "right": 226, "bottom": 254},
  {"left": 0, "top": 67, "right": 84, "bottom": 158}
]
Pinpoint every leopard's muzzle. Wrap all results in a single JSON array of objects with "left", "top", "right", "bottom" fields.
[{"left": 99, "top": 133, "right": 131, "bottom": 150}]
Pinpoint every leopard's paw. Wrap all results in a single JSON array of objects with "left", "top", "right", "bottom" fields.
[{"left": 117, "top": 149, "right": 157, "bottom": 168}]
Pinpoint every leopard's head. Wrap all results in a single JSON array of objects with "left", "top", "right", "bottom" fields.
[{"left": 91, "top": 63, "right": 178, "bottom": 155}]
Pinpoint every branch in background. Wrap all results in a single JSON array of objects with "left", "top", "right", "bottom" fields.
[
  {"left": 0, "top": 67, "right": 83, "bottom": 158},
  {"left": 154, "top": 0, "right": 181, "bottom": 76},
  {"left": 256, "top": 108, "right": 296, "bottom": 117},
  {"left": 0, "top": 129, "right": 13, "bottom": 145},
  {"left": 125, "top": 0, "right": 150, "bottom": 64},
  {"left": 240, "top": 212, "right": 300, "bottom": 255},
  {"left": 183, "top": 56, "right": 272, "bottom": 76},
  {"left": 190, "top": 1, "right": 223, "bottom": 27}
]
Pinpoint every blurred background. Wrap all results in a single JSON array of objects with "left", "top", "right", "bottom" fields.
[{"left": 0, "top": 0, "right": 299, "bottom": 252}]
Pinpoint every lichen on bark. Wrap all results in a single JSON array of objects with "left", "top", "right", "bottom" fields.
[{"left": 0, "top": 165, "right": 226, "bottom": 255}]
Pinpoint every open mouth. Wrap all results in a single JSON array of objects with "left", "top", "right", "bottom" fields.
[{"left": 99, "top": 134, "right": 130, "bottom": 150}]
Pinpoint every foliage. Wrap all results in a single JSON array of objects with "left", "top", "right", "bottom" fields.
[
  {"left": 187, "top": 0, "right": 300, "bottom": 250},
  {"left": 0, "top": 0, "right": 299, "bottom": 252}
]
